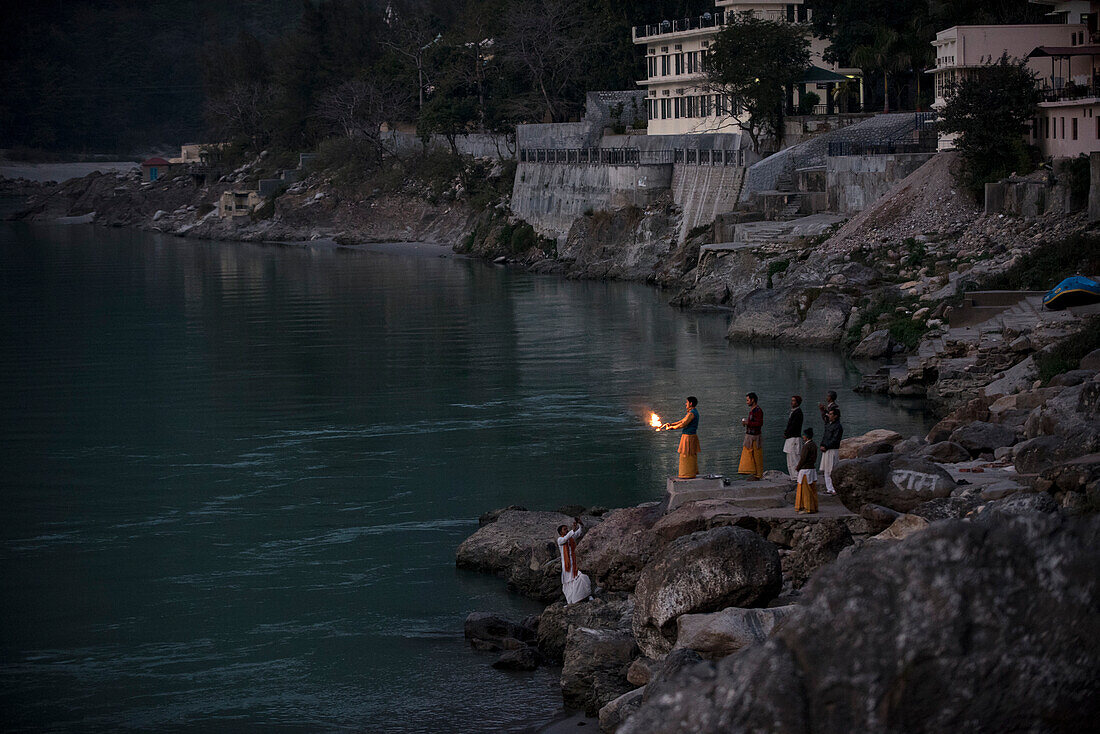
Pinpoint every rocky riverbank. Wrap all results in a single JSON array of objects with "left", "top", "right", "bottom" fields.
[
  {"left": 5, "top": 151, "right": 1098, "bottom": 421},
  {"left": 455, "top": 364, "right": 1100, "bottom": 731}
]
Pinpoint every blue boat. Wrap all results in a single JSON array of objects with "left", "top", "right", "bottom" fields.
[{"left": 1043, "top": 275, "right": 1100, "bottom": 310}]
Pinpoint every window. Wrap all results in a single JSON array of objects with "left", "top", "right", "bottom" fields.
[
  {"left": 675, "top": 53, "right": 683, "bottom": 75},
  {"left": 701, "top": 94, "right": 711, "bottom": 116},
  {"left": 1045, "top": 116, "right": 1050, "bottom": 138},
  {"left": 1061, "top": 117, "right": 1066, "bottom": 138},
  {"left": 1073, "top": 116, "right": 1078, "bottom": 140},
  {"left": 661, "top": 98, "right": 671, "bottom": 119},
  {"left": 661, "top": 55, "right": 670, "bottom": 75},
  {"left": 647, "top": 57, "right": 657, "bottom": 78}
]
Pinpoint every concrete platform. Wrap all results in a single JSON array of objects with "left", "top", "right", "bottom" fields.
[{"left": 666, "top": 474, "right": 791, "bottom": 511}]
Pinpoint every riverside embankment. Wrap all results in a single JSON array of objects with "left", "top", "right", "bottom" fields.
[{"left": 5, "top": 148, "right": 1099, "bottom": 422}]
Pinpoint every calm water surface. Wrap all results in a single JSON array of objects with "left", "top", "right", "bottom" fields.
[{"left": 0, "top": 224, "right": 932, "bottom": 732}]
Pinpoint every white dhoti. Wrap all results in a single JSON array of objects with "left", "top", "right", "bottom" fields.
[
  {"left": 562, "top": 570, "right": 592, "bottom": 605},
  {"left": 557, "top": 525, "right": 592, "bottom": 604},
  {"left": 820, "top": 448, "right": 839, "bottom": 493},
  {"left": 783, "top": 437, "right": 803, "bottom": 480}
]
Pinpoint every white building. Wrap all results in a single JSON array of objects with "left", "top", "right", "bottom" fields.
[
  {"left": 633, "top": 1, "right": 863, "bottom": 137},
  {"left": 930, "top": 0, "right": 1099, "bottom": 155}
]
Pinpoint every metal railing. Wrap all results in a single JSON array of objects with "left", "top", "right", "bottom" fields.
[
  {"left": 518, "top": 147, "right": 745, "bottom": 166},
  {"left": 634, "top": 10, "right": 724, "bottom": 39},
  {"left": 827, "top": 112, "right": 939, "bottom": 156},
  {"left": 1039, "top": 84, "right": 1100, "bottom": 102}
]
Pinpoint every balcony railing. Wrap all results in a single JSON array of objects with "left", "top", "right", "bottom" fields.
[
  {"left": 1039, "top": 83, "right": 1100, "bottom": 102},
  {"left": 634, "top": 10, "right": 724, "bottom": 39}
]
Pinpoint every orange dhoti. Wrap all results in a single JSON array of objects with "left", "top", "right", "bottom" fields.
[
  {"left": 677, "top": 434, "right": 700, "bottom": 479},
  {"left": 738, "top": 434, "right": 763, "bottom": 478},
  {"left": 795, "top": 468, "right": 819, "bottom": 513}
]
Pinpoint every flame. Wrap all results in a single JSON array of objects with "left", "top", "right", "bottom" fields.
[{"left": 649, "top": 412, "right": 662, "bottom": 429}]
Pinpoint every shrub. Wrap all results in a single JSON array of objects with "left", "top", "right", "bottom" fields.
[
  {"left": 797, "top": 91, "right": 821, "bottom": 116},
  {"left": 766, "top": 259, "right": 789, "bottom": 289},
  {"left": 1036, "top": 317, "right": 1100, "bottom": 384},
  {"left": 981, "top": 233, "right": 1100, "bottom": 291}
]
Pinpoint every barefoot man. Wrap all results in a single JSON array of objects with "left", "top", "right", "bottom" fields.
[
  {"left": 738, "top": 392, "right": 764, "bottom": 480},
  {"left": 557, "top": 518, "right": 592, "bottom": 605},
  {"left": 658, "top": 396, "right": 700, "bottom": 479}
]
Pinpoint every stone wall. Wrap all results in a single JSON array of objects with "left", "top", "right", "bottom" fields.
[
  {"left": 827, "top": 152, "right": 936, "bottom": 214},
  {"left": 984, "top": 179, "right": 1073, "bottom": 218},
  {"left": 382, "top": 131, "right": 515, "bottom": 159},
  {"left": 511, "top": 162, "right": 674, "bottom": 241}
]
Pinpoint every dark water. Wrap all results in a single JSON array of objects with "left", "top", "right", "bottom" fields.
[{"left": 0, "top": 224, "right": 932, "bottom": 732}]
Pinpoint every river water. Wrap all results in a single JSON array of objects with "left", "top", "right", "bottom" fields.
[{"left": 0, "top": 224, "right": 932, "bottom": 732}]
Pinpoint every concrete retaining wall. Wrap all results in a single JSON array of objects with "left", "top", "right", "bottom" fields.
[
  {"left": 672, "top": 164, "right": 747, "bottom": 239},
  {"left": 511, "top": 161, "right": 674, "bottom": 240},
  {"left": 826, "top": 152, "right": 935, "bottom": 214},
  {"left": 984, "top": 179, "right": 1073, "bottom": 217}
]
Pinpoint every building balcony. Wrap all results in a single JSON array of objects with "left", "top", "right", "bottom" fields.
[
  {"left": 633, "top": 11, "right": 724, "bottom": 41},
  {"left": 1039, "top": 83, "right": 1100, "bottom": 103}
]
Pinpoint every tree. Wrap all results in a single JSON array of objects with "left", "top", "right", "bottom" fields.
[
  {"left": 850, "top": 25, "right": 909, "bottom": 113},
  {"left": 205, "top": 81, "right": 274, "bottom": 151},
  {"left": 315, "top": 77, "right": 412, "bottom": 163},
  {"left": 498, "top": 0, "right": 603, "bottom": 122},
  {"left": 702, "top": 11, "right": 810, "bottom": 151},
  {"left": 940, "top": 54, "right": 1041, "bottom": 200},
  {"left": 381, "top": 1, "right": 444, "bottom": 112}
]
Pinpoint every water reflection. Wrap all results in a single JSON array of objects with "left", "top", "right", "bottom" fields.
[{"left": 0, "top": 224, "right": 930, "bottom": 732}]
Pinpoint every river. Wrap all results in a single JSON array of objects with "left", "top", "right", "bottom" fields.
[{"left": 0, "top": 223, "right": 932, "bottom": 732}]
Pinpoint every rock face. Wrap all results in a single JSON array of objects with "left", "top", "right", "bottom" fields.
[
  {"left": 621, "top": 515, "right": 1100, "bottom": 734},
  {"left": 456, "top": 509, "right": 597, "bottom": 601},
  {"left": 833, "top": 453, "right": 956, "bottom": 513},
  {"left": 674, "top": 605, "right": 796, "bottom": 660},
  {"left": 598, "top": 687, "right": 645, "bottom": 733},
  {"left": 632, "top": 527, "right": 781, "bottom": 659},
  {"left": 949, "top": 420, "right": 1017, "bottom": 457},
  {"left": 561, "top": 626, "right": 639, "bottom": 716},
  {"left": 577, "top": 503, "right": 664, "bottom": 592},
  {"left": 537, "top": 593, "right": 634, "bottom": 664},
  {"left": 838, "top": 429, "right": 902, "bottom": 460}
]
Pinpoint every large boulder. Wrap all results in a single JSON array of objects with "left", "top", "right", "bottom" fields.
[
  {"left": 621, "top": 514, "right": 1100, "bottom": 734},
  {"left": 456, "top": 509, "right": 598, "bottom": 601},
  {"left": 561, "top": 626, "right": 639, "bottom": 716},
  {"left": 949, "top": 420, "right": 1018, "bottom": 457},
  {"left": 839, "top": 429, "right": 902, "bottom": 460},
  {"left": 851, "top": 329, "right": 892, "bottom": 359},
  {"left": 537, "top": 593, "right": 634, "bottom": 664},
  {"left": 463, "top": 612, "right": 535, "bottom": 651},
  {"left": 1014, "top": 435, "right": 1067, "bottom": 474},
  {"left": 674, "top": 605, "right": 796, "bottom": 660},
  {"left": 975, "top": 492, "right": 1058, "bottom": 517},
  {"left": 919, "top": 440, "right": 971, "bottom": 464},
  {"left": 632, "top": 527, "right": 781, "bottom": 659},
  {"left": 1025, "top": 377, "right": 1100, "bottom": 457},
  {"left": 909, "top": 495, "right": 982, "bottom": 521},
  {"left": 833, "top": 453, "right": 956, "bottom": 513},
  {"left": 1038, "top": 453, "right": 1100, "bottom": 498},
  {"left": 780, "top": 520, "right": 854, "bottom": 588},
  {"left": 1080, "top": 348, "right": 1100, "bottom": 371},
  {"left": 577, "top": 504, "right": 664, "bottom": 592}
]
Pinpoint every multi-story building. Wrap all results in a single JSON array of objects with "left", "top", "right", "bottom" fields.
[
  {"left": 633, "top": 1, "right": 863, "bottom": 137},
  {"left": 930, "top": 1, "right": 1099, "bottom": 155}
]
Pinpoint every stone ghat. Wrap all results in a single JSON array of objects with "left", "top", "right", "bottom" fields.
[{"left": 455, "top": 373, "right": 1100, "bottom": 731}]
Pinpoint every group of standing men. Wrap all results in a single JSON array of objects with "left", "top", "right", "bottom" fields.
[{"left": 660, "top": 390, "right": 845, "bottom": 514}]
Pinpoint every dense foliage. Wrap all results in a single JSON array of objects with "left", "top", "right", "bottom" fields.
[
  {"left": 704, "top": 12, "right": 810, "bottom": 150},
  {"left": 0, "top": 0, "right": 1054, "bottom": 155},
  {"left": 940, "top": 55, "right": 1041, "bottom": 200}
]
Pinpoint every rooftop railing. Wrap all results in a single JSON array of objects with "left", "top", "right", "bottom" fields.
[{"left": 634, "top": 10, "right": 724, "bottom": 39}]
